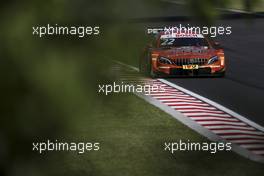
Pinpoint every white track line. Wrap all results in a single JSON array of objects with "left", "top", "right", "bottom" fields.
[
  {"left": 160, "top": 99, "right": 203, "bottom": 103},
  {"left": 198, "top": 121, "right": 248, "bottom": 126},
  {"left": 169, "top": 103, "right": 213, "bottom": 107},
  {"left": 191, "top": 117, "right": 239, "bottom": 122},
  {"left": 172, "top": 106, "right": 216, "bottom": 110},
  {"left": 231, "top": 139, "right": 264, "bottom": 144},
  {"left": 241, "top": 144, "right": 264, "bottom": 149},
  {"left": 182, "top": 112, "right": 232, "bottom": 118},
  {"left": 159, "top": 79, "right": 264, "bottom": 132},
  {"left": 252, "top": 151, "right": 264, "bottom": 155},
  {"left": 212, "top": 130, "right": 264, "bottom": 135},
  {"left": 205, "top": 125, "right": 256, "bottom": 130},
  {"left": 113, "top": 60, "right": 264, "bottom": 163},
  {"left": 177, "top": 109, "right": 227, "bottom": 114},
  {"left": 150, "top": 95, "right": 193, "bottom": 98},
  {"left": 222, "top": 135, "right": 264, "bottom": 140}
]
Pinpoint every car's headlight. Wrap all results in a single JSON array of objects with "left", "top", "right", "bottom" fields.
[
  {"left": 207, "top": 56, "right": 219, "bottom": 65},
  {"left": 158, "top": 56, "right": 172, "bottom": 64}
]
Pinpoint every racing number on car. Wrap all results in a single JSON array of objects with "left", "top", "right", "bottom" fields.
[{"left": 161, "top": 38, "right": 175, "bottom": 46}]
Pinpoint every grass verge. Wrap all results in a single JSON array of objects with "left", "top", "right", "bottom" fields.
[{"left": 44, "top": 93, "right": 264, "bottom": 176}]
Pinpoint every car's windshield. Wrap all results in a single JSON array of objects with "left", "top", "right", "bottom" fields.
[{"left": 159, "top": 37, "right": 209, "bottom": 47}]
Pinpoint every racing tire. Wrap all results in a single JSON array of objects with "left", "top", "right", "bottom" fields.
[
  {"left": 148, "top": 59, "right": 159, "bottom": 78},
  {"left": 214, "top": 71, "right": 225, "bottom": 77},
  {"left": 219, "top": 71, "right": 225, "bottom": 77},
  {"left": 139, "top": 53, "right": 159, "bottom": 78}
]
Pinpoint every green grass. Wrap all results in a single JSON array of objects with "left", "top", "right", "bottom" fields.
[
  {"left": 44, "top": 93, "right": 264, "bottom": 176},
  {"left": 2, "top": 2, "right": 264, "bottom": 175},
  {"left": 44, "top": 22, "right": 264, "bottom": 175}
]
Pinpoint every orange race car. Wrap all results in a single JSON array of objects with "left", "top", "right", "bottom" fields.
[{"left": 139, "top": 31, "right": 225, "bottom": 78}]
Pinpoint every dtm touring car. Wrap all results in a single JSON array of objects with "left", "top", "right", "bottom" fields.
[{"left": 139, "top": 32, "right": 226, "bottom": 77}]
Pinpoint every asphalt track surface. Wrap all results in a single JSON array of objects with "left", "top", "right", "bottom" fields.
[
  {"left": 128, "top": 2, "right": 264, "bottom": 126},
  {"left": 165, "top": 20, "right": 264, "bottom": 127}
]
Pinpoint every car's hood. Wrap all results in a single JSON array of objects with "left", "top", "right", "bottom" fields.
[{"left": 154, "top": 46, "right": 217, "bottom": 59}]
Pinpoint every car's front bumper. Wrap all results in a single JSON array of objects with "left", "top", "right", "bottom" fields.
[{"left": 152, "top": 61, "right": 225, "bottom": 77}]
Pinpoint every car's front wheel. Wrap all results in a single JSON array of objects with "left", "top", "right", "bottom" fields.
[
  {"left": 149, "top": 64, "right": 158, "bottom": 78},
  {"left": 139, "top": 53, "right": 159, "bottom": 78}
]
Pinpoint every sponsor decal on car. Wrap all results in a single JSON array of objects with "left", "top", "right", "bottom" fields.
[{"left": 182, "top": 65, "right": 199, "bottom": 69}]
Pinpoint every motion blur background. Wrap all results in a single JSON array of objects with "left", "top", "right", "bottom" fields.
[{"left": 0, "top": 0, "right": 263, "bottom": 176}]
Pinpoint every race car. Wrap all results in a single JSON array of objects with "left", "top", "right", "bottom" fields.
[{"left": 139, "top": 31, "right": 225, "bottom": 77}]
